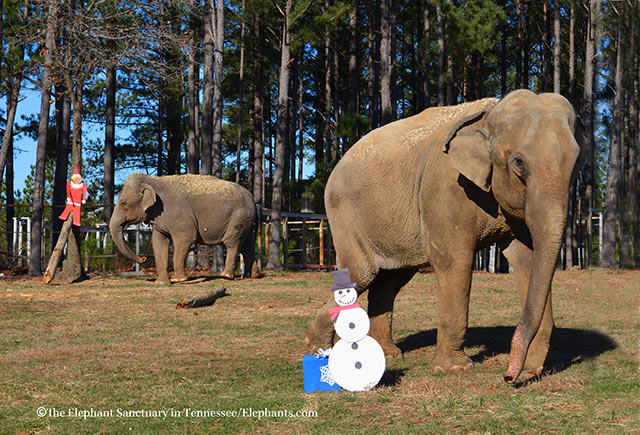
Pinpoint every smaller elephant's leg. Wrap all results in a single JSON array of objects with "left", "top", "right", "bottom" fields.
[
  {"left": 239, "top": 233, "right": 260, "bottom": 278},
  {"left": 152, "top": 230, "right": 171, "bottom": 285},
  {"left": 367, "top": 268, "right": 417, "bottom": 358},
  {"left": 432, "top": 253, "right": 474, "bottom": 373},
  {"left": 502, "top": 239, "right": 553, "bottom": 374},
  {"left": 171, "top": 237, "right": 192, "bottom": 283},
  {"left": 221, "top": 242, "right": 239, "bottom": 280}
]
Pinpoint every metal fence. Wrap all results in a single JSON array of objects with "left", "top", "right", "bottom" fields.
[{"left": 0, "top": 204, "right": 604, "bottom": 273}]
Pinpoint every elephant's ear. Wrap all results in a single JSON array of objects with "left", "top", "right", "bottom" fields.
[
  {"left": 140, "top": 183, "right": 157, "bottom": 211},
  {"left": 442, "top": 110, "right": 492, "bottom": 192}
]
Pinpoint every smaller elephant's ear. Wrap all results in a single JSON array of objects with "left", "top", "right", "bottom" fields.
[
  {"left": 140, "top": 183, "right": 156, "bottom": 211},
  {"left": 442, "top": 110, "right": 492, "bottom": 192}
]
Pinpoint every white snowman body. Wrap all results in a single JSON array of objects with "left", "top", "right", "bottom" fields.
[{"left": 328, "top": 286, "right": 386, "bottom": 392}]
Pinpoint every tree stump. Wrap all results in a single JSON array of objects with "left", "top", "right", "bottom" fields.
[
  {"left": 43, "top": 215, "right": 74, "bottom": 284},
  {"left": 43, "top": 211, "right": 85, "bottom": 284}
]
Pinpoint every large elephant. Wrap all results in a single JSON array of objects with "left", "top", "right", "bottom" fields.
[
  {"left": 109, "top": 173, "right": 259, "bottom": 284},
  {"left": 305, "top": 90, "right": 581, "bottom": 384}
]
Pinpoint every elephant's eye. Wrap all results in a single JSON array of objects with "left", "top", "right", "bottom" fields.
[{"left": 510, "top": 155, "right": 528, "bottom": 182}]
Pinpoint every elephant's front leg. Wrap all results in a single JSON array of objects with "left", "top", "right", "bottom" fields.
[
  {"left": 432, "top": 252, "right": 474, "bottom": 372},
  {"left": 152, "top": 230, "right": 171, "bottom": 285},
  {"left": 502, "top": 238, "right": 553, "bottom": 375},
  {"left": 171, "top": 237, "right": 192, "bottom": 283}
]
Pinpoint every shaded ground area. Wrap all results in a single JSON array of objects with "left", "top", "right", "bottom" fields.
[{"left": 0, "top": 269, "right": 638, "bottom": 432}]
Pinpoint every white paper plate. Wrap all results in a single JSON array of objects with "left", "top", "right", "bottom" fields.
[
  {"left": 333, "top": 307, "right": 370, "bottom": 342},
  {"left": 328, "top": 336, "right": 386, "bottom": 391}
]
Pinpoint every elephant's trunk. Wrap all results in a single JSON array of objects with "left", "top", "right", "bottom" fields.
[
  {"left": 503, "top": 196, "right": 567, "bottom": 384},
  {"left": 109, "top": 212, "right": 146, "bottom": 263}
]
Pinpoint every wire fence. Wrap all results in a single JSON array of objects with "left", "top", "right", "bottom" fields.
[{"left": 0, "top": 204, "right": 603, "bottom": 274}]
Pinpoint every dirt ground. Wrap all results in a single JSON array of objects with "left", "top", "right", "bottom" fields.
[{"left": 0, "top": 268, "right": 638, "bottom": 433}]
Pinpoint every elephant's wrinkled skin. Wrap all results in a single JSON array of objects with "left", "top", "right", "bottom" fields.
[
  {"left": 305, "top": 90, "right": 581, "bottom": 384},
  {"left": 110, "top": 173, "right": 259, "bottom": 284}
]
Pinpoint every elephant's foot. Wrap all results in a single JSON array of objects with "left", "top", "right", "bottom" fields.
[
  {"left": 304, "top": 322, "right": 335, "bottom": 353},
  {"left": 171, "top": 275, "right": 188, "bottom": 283},
  {"left": 220, "top": 272, "right": 235, "bottom": 280},
  {"left": 249, "top": 263, "right": 263, "bottom": 279},
  {"left": 432, "top": 350, "right": 473, "bottom": 373},
  {"left": 522, "top": 346, "right": 548, "bottom": 375},
  {"left": 155, "top": 277, "right": 171, "bottom": 285},
  {"left": 379, "top": 341, "right": 402, "bottom": 358}
]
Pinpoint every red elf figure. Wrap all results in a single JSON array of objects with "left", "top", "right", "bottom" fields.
[{"left": 59, "top": 166, "right": 87, "bottom": 226}]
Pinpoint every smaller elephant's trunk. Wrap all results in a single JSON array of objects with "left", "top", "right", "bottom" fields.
[{"left": 109, "top": 216, "right": 145, "bottom": 263}]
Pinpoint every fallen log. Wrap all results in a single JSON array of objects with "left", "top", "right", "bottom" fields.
[{"left": 176, "top": 287, "right": 227, "bottom": 309}]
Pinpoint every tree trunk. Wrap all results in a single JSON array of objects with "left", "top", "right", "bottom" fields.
[
  {"left": 266, "top": 0, "right": 292, "bottom": 271},
  {"left": 322, "top": 0, "right": 332, "bottom": 164},
  {"left": 201, "top": 0, "right": 214, "bottom": 176},
  {"left": 380, "top": 0, "right": 393, "bottom": 125},
  {"left": 187, "top": 0, "right": 200, "bottom": 175},
  {"left": 436, "top": 0, "right": 445, "bottom": 106},
  {"left": 367, "top": 0, "right": 379, "bottom": 128},
  {"left": 420, "top": 0, "right": 431, "bottom": 110},
  {"left": 582, "top": 0, "right": 598, "bottom": 266},
  {"left": 543, "top": 2, "right": 552, "bottom": 92},
  {"left": 211, "top": 0, "right": 225, "bottom": 273},
  {"left": 630, "top": 19, "right": 640, "bottom": 267},
  {"left": 252, "top": 15, "right": 264, "bottom": 206},
  {"left": 347, "top": 0, "right": 358, "bottom": 145},
  {"left": 522, "top": 1, "right": 530, "bottom": 89},
  {"left": 104, "top": 64, "right": 116, "bottom": 224},
  {"left": 500, "top": 22, "right": 507, "bottom": 96},
  {"left": 553, "top": 0, "right": 561, "bottom": 93},
  {"left": 29, "top": 0, "right": 58, "bottom": 276},
  {"left": 5, "top": 137, "right": 13, "bottom": 258},
  {"left": 52, "top": 84, "right": 71, "bottom": 251},
  {"left": 0, "top": 69, "right": 21, "bottom": 192},
  {"left": 235, "top": 0, "right": 246, "bottom": 184},
  {"left": 569, "top": 0, "right": 575, "bottom": 103},
  {"left": 211, "top": 0, "right": 225, "bottom": 179},
  {"left": 601, "top": 14, "right": 623, "bottom": 268}
]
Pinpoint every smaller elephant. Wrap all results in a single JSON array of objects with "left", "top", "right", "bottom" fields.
[{"left": 109, "top": 173, "right": 259, "bottom": 283}]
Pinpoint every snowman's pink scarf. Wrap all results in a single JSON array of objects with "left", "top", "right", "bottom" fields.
[{"left": 328, "top": 303, "right": 360, "bottom": 321}]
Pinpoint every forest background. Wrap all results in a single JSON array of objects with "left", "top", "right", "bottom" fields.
[{"left": 0, "top": 0, "right": 638, "bottom": 275}]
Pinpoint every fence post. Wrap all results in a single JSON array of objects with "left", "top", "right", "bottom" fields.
[
  {"left": 319, "top": 219, "right": 324, "bottom": 267},
  {"left": 283, "top": 217, "right": 288, "bottom": 267},
  {"left": 301, "top": 217, "right": 307, "bottom": 268},
  {"left": 135, "top": 224, "right": 141, "bottom": 273},
  {"left": 257, "top": 209, "right": 263, "bottom": 271}
]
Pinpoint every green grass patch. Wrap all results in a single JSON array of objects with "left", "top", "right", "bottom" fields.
[{"left": 0, "top": 269, "right": 638, "bottom": 432}]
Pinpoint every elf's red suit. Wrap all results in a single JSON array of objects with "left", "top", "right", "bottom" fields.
[{"left": 59, "top": 168, "right": 87, "bottom": 226}]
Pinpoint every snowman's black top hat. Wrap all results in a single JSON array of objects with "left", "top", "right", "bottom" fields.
[{"left": 330, "top": 269, "right": 357, "bottom": 291}]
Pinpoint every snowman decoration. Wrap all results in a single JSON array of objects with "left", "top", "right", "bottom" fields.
[{"left": 327, "top": 269, "right": 386, "bottom": 391}]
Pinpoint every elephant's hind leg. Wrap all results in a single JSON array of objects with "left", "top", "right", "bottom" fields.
[
  {"left": 304, "top": 244, "right": 376, "bottom": 353},
  {"left": 171, "top": 236, "right": 193, "bottom": 283},
  {"left": 367, "top": 268, "right": 417, "bottom": 358}
]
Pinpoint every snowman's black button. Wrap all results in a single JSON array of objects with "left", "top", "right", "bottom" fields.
[
  {"left": 351, "top": 342, "right": 358, "bottom": 350},
  {"left": 355, "top": 362, "right": 362, "bottom": 369},
  {"left": 349, "top": 322, "right": 355, "bottom": 329}
]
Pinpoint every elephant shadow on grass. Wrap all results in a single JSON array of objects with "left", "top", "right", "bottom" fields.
[{"left": 397, "top": 326, "right": 617, "bottom": 384}]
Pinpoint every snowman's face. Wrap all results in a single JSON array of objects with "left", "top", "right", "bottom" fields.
[{"left": 333, "top": 287, "right": 357, "bottom": 306}]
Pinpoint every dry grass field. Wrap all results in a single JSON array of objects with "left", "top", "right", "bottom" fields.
[{"left": 0, "top": 268, "right": 638, "bottom": 433}]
